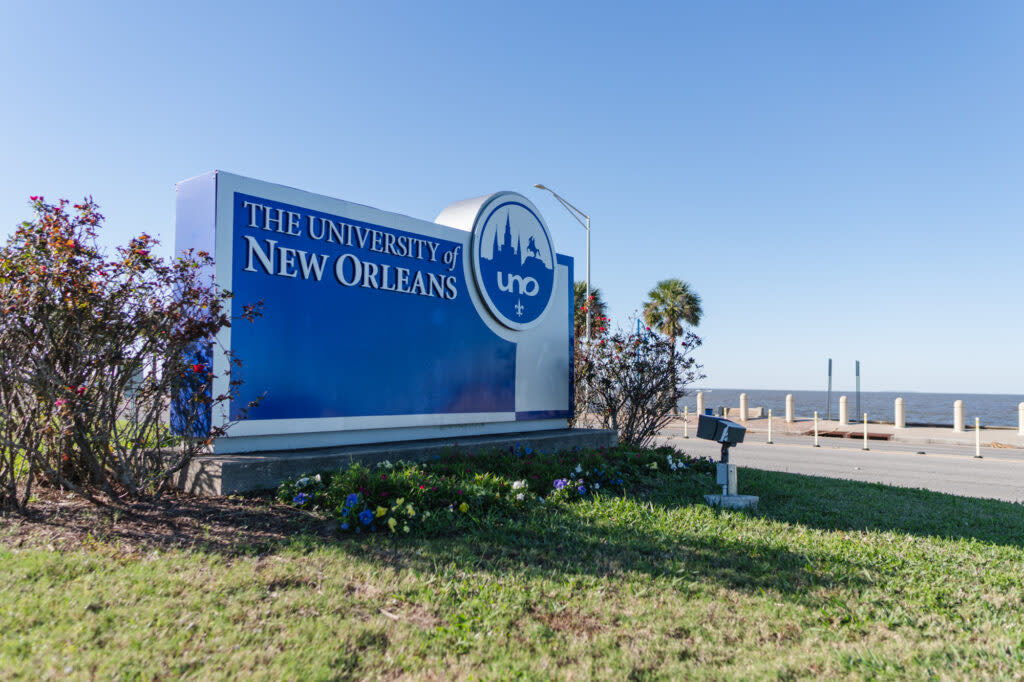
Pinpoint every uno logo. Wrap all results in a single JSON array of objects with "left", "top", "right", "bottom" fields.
[
  {"left": 471, "top": 195, "right": 556, "bottom": 331},
  {"left": 497, "top": 273, "right": 540, "bottom": 296}
]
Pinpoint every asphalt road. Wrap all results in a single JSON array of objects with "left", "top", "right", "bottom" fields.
[{"left": 656, "top": 428, "right": 1024, "bottom": 504}]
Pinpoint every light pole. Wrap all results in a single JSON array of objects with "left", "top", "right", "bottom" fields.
[{"left": 533, "top": 184, "right": 591, "bottom": 341}]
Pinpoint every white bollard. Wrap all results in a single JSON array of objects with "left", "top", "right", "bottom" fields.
[
  {"left": 975, "top": 417, "right": 982, "bottom": 458},
  {"left": 1019, "top": 402, "right": 1023, "bottom": 437},
  {"left": 739, "top": 393, "right": 748, "bottom": 421},
  {"left": 683, "top": 405, "right": 689, "bottom": 438},
  {"left": 862, "top": 413, "right": 869, "bottom": 450},
  {"left": 894, "top": 397, "right": 905, "bottom": 429},
  {"left": 839, "top": 396, "right": 849, "bottom": 426},
  {"left": 696, "top": 391, "right": 705, "bottom": 417},
  {"left": 813, "top": 411, "right": 820, "bottom": 447},
  {"left": 785, "top": 394, "right": 794, "bottom": 423},
  {"left": 954, "top": 400, "right": 964, "bottom": 433},
  {"left": 767, "top": 409, "right": 773, "bottom": 444}
]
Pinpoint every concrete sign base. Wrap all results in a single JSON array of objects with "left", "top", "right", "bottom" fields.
[
  {"left": 180, "top": 428, "right": 617, "bottom": 496},
  {"left": 704, "top": 494, "right": 760, "bottom": 510}
]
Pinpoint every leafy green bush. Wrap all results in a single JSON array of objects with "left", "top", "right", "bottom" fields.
[
  {"left": 278, "top": 444, "right": 715, "bottom": 536},
  {"left": 0, "top": 197, "right": 259, "bottom": 510}
]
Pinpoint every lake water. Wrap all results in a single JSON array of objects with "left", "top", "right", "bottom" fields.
[{"left": 678, "top": 388, "right": 1024, "bottom": 427}]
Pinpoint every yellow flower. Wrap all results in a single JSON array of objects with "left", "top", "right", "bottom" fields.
[
  {"left": 403, "top": 525, "right": 410, "bottom": 533},
  {"left": 387, "top": 517, "right": 397, "bottom": 532},
  {"left": 406, "top": 504, "right": 415, "bottom": 517},
  {"left": 459, "top": 502, "right": 469, "bottom": 513},
  {"left": 376, "top": 506, "right": 388, "bottom": 518},
  {"left": 395, "top": 498, "right": 405, "bottom": 505}
]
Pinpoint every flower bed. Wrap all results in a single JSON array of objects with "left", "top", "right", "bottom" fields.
[{"left": 277, "top": 444, "right": 715, "bottom": 535}]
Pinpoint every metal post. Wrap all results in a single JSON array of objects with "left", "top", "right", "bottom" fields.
[
  {"left": 767, "top": 408, "right": 773, "bottom": 444},
  {"left": 855, "top": 360, "right": 861, "bottom": 423},
  {"left": 533, "top": 184, "right": 591, "bottom": 342},
  {"left": 814, "top": 411, "right": 820, "bottom": 447},
  {"left": 585, "top": 215, "right": 590, "bottom": 343},
  {"left": 827, "top": 358, "right": 832, "bottom": 422},
  {"left": 975, "top": 417, "right": 982, "bottom": 458},
  {"left": 683, "top": 405, "right": 689, "bottom": 438},
  {"left": 862, "top": 413, "right": 869, "bottom": 451}
]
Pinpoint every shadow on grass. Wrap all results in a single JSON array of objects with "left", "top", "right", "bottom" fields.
[
  {"left": 321, "top": 469, "right": 1024, "bottom": 600},
  {"left": 7, "top": 468, "right": 1022, "bottom": 600},
  {"left": 737, "top": 468, "right": 1024, "bottom": 549}
]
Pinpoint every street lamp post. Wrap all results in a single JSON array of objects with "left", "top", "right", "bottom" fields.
[{"left": 533, "top": 184, "right": 591, "bottom": 341}]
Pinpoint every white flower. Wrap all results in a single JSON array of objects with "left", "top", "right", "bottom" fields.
[
  {"left": 574, "top": 464, "right": 583, "bottom": 474},
  {"left": 512, "top": 480, "right": 526, "bottom": 490},
  {"left": 516, "top": 493, "right": 525, "bottom": 501},
  {"left": 295, "top": 477, "right": 310, "bottom": 488},
  {"left": 594, "top": 482, "right": 600, "bottom": 490}
]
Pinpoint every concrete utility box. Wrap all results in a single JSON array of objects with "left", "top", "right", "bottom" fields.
[
  {"left": 698, "top": 415, "right": 758, "bottom": 510},
  {"left": 697, "top": 415, "right": 746, "bottom": 446},
  {"left": 716, "top": 463, "right": 738, "bottom": 492}
]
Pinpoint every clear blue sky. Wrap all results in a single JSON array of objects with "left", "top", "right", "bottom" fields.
[{"left": 2, "top": 1, "right": 1021, "bottom": 395}]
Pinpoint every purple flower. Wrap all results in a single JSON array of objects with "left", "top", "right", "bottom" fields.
[
  {"left": 359, "top": 509, "right": 374, "bottom": 525},
  {"left": 553, "top": 479, "right": 568, "bottom": 490},
  {"left": 340, "top": 522, "right": 349, "bottom": 530},
  {"left": 345, "top": 493, "right": 358, "bottom": 506},
  {"left": 577, "top": 485, "right": 586, "bottom": 495},
  {"left": 293, "top": 492, "right": 311, "bottom": 506}
]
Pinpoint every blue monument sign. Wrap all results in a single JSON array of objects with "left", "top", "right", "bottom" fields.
[{"left": 175, "top": 172, "right": 573, "bottom": 454}]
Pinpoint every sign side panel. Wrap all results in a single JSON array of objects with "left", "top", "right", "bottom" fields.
[
  {"left": 170, "top": 172, "right": 217, "bottom": 434},
  {"left": 513, "top": 255, "right": 572, "bottom": 419}
]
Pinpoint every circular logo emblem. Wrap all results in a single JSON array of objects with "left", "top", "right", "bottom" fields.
[{"left": 471, "top": 195, "right": 556, "bottom": 331}]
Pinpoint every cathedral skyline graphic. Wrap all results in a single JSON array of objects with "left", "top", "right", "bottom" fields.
[{"left": 477, "top": 207, "right": 554, "bottom": 327}]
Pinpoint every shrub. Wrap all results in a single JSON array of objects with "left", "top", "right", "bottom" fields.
[
  {"left": 577, "top": 320, "right": 703, "bottom": 447},
  {"left": 0, "top": 197, "right": 259, "bottom": 510}
]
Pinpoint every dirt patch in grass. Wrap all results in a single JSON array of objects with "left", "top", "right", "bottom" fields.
[
  {"left": 0, "top": 487, "right": 335, "bottom": 556},
  {"left": 379, "top": 603, "right": 442, "bottom": 628},
  {"left": 535, "top": 608, "right": 606, "bottom": 637}
]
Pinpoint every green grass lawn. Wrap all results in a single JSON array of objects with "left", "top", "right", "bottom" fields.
[{"left": 2, "top": 465, "right": 1023, "bottom": 680}]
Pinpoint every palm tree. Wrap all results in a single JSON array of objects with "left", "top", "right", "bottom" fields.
[
  {"left": 643, "top": 279, "right": 702, "bottom": 413},
  {"left": 573, "top": 281, "right": 607, "bottom": 340}
]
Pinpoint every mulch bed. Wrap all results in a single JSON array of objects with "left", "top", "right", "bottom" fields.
[{"left": 0, "top": 487, "right": 336, "bottom": 557}]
